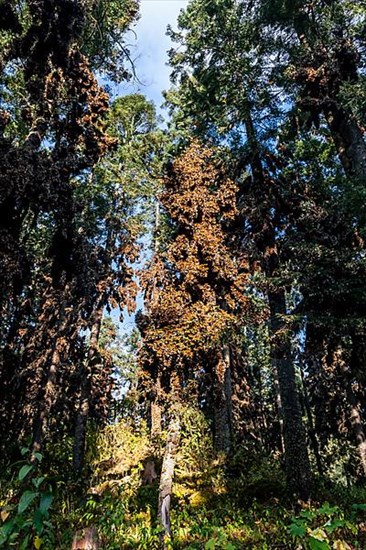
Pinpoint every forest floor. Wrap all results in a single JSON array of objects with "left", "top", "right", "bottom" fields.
[
  {"left": 55, "top": 476, "right": 366, "bottom": 549},
  {"left": 2, "top": 420, "right": 366, "bottom": 549}
]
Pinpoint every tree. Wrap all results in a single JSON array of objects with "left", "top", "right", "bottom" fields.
[
  {"left": 72, "top": 93, "right": 165, "bottom": 471},
  {"left": 0, "top": 0, "right": 139, "bottom": 460},
  {"left": 139, "top": 140, "right": 248, "bottom": 539},
  {"left": 166, "top": 0, "right": 313, "bottom": 498},
  {"left": 259, "top": 0, "right": 366, "bottom": 180}
]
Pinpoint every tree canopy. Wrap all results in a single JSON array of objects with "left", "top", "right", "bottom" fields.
[{"left": 1, "top": 1, "right": 366, "bottom": 549}]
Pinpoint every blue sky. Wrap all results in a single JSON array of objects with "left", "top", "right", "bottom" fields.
[
  {"left": 114, "top": 1, "right": 189, "bottom": 333},
  {"left": 113, "top": 0, "right": 189, "bottom": 114}
]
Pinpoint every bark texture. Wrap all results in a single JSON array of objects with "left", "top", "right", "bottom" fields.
[
  {"left": 150, "top": 377, "right": 162, "bottom": 440},
  {"left": 243, "top": 111, "right": 312, "bottom": 498},
  {"left": 73, "top": 303, "right": 103, "bottom": 473},
  {"left": 213, "top": 345, "right": 233, "bottom": 452},
  {"left": 268, "top": 288, "right": 312, "bottom": 499},
  {"left": 300, "top": 365, "right": 323, "bottom": 475},
  {"left": 71, "top": 527, "right": 99, "bottom": 550},
  {"left": 348, "top": 402, "right": 366, "bottom": 477},
  {"left": 158, "top": 413, "right": 181, "bottom": 547},
  {"left": 325, "top": 106, "right": 366, "bottom": 181},
  {"left": 31, "top": 294, "right": 70, "bottom": 456}
]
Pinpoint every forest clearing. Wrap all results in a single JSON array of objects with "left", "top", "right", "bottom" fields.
[{"left": 1, "top": 0, "right": 366, "bottom": 548}]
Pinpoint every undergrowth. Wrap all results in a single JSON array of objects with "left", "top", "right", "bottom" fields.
[{"left": 1, "top": 411, "right": 366, "bottom": 548}]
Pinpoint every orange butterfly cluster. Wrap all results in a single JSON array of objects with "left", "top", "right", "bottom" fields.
[{"left": 142, "top": 141, "right": 249, "bottom": 373}]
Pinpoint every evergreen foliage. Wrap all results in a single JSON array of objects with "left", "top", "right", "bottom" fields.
[{"left": 1, "top": 0, "right": 366, "bottom": 548}]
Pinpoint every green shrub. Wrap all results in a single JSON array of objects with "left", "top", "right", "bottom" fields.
[
  {"left": 288, "top": 501, "right": 363, "bottom": 549},
  {"left": 0, "top": 449, "right": 54, "bottom": 549}
]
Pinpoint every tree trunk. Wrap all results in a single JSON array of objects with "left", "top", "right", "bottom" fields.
[
  {"left": 151, "top": 377, "right": 162, "bottom": 441},
  {"left": 73, "top": 303, "right": 103, "bottom": 473},
  {"left": 31, "top": 294, "right": 70, "bottom": 457},
  {"left": 242, "top": 110, "right": 312, "bottom": 498},
  {"left": 299, "top": 364, "right": 323, "bottom": 475},
  {"left": 343, "top": 353, "right": 366, "bottom": 477},
  {"left": 73, "top": 227, "right": 116, "bottom": 471},
  {"left": 158, "top": 411, "right": 181, "bottom": 548},
  {"left": 213, "top": 345, "right": 233, "bottom": 452},
  {"left": 293, "top": 21, "right": 366, "bottom": 181},
  {"left": 268, "top": 288, "right": 312, "bottom": 499},
  {"left": 330, "top": 342, "right": 366, "bottom": 478},
  {"left": 71, "top": 527, "right": 99, "bottom": 549},
  {"left": 349, "top": 333, "right": 366, "bottom": 476},
  {"left": 324, "top": 106, "right": 366, "bottom": 181},
  {"left": 273, "top": 371, "right": 285, "bottom": 454},
  {"left": 32, "top": 345, "right": 62, "bottom": 457},
  {"left": 348, "top": 401, "right": 366, "bottom": 477}
]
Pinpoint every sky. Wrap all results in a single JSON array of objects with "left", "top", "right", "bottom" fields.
[
  {"left": 112, "top": 0, "right": 189, "bottom": 116},
  {"left": 115, "top": 0, "right": 189, "bottom": 333}
]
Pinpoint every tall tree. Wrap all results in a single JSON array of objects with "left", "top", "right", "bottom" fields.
[
  {"left": 166, "top": 0, "right": 313, "bottom": 497},
  {"left": 0, "top": 0, "right": 139, "bottom": 459},
  {"left": 72, "top": 93, "right": 165, "bottom": 471},
  {"left": 139, "top": 140, "right": 248, "bottom": 539}
]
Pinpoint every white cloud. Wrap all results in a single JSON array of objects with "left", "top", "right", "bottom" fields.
[
  {"left": 115, "top": 0, "right": 188, "bottom": 113},
  {"left": 110, "top": 1, "right": 189, "bottom": 334}
]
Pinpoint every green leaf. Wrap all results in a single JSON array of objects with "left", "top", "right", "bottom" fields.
[
  {"left": 42, "top": 520, "right": 53, "bottom": 529},
  {"left": 324, "top": 519, "right": 344, "bottom": 533},
  {"left": 300, "top": 509, "right": 317, "bottom": 520},
  {"left": 19, "top": 534, "right": 30, "bottom": 550},
  {"left": 21, "top": 518, "right": 33, "bottom": 529},
  {"left": 308, "top": 536, "right": 330, "bottom": 550},
  {"left": 288, "top": 522, "right": 306, "bottom": 538},
  {"left": 9, "top": 531, "right": 20, "bottom": 542},
  {"left": 18, "top": 464, "right": 34, "bottom": 482},
  {"left": 18, "top": 491, "right": 37, "bottom": 514},
  {"left": 0, "top": 529, "right": 7, "bottom": 545},
  {"left": 39, "top": 494, "right": 53, "bottom": 516},
  {"left": 32, "top": 477, "right": 45, "bottom": 489},
  {"left": 1, "top": 518, "right": 15, "bottom": 538},
  {"left": 318, "top": 503, "right": 339, "bottom": 516},
  {"left": 19, "top": 533, "right": 30, "bottom": 550},
  {"left": 33, "top": 509, "right": 43, "bottom": 535},
  {"left": 205, "top": 539, "right": 216, "bottom": 550}
]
